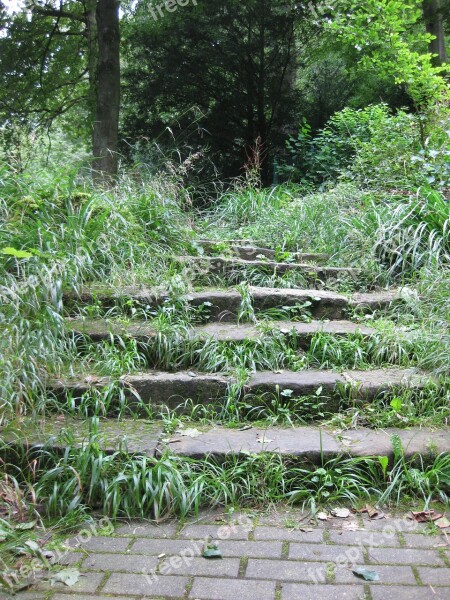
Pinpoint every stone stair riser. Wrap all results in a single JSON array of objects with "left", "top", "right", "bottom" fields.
[
  {"left": 47, "top": 369, "right": 432, "bottom": 417},
  {"left": 5, "top": 422, "right": 448, "bottom": 466},
  {"left": 63, "top": 288, "right": 401, "bottom": 321}
]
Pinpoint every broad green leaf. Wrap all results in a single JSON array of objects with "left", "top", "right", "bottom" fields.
[
  {"left": 1, "top": 247, "right": 33, "bottom": 259},
  {"left": 378, "top": 456, "right": 389, "bottom": 476},
  {"left": 390, "top": 398, "right": 403, "bottom": 412}
]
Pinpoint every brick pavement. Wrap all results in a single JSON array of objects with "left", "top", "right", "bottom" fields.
[{"left": 12, "top": 510, "right": 450, "bottom": 600}]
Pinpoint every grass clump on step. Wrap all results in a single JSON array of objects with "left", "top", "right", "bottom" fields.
[{"left": 1, "top": 427, "right": 448, "bottom": 524}]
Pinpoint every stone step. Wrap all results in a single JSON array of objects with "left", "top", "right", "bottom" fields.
[
  {"left": 178, "top": 256, "right": 357, "bottom": 284},
  {"left": 158, "top": 425, "right": 450, "bottom": 462},
  {"left": 6, "top": 417, "right": 448, "bottom": 465},
  {"left": 197, "top": 238, "right": 255, "bottom": 246},
  {"left": 64, "top": 286, "right": 403, "bottom": 321},
  {"left": 3, "top": 418, "right": 163, "bottom": 457},
  {"left": 198, "top": 240, "right": 329, "bottom": 264},
  {"left": 66, "top": 318, "right": 375, "bottom": 349},
  {"left": 48, "top": 368, "right": 432, "bottom": 414}
]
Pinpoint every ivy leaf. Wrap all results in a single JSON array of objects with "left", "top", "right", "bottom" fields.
[
  {"left": 202, "top": 542, "right": 222, "bottom": 559},
  {"left": 51, "top": 568, "right": 81, "bottom": 587},
  {"left": 353, "top": 568, "right": 380, "bottom": 581}
]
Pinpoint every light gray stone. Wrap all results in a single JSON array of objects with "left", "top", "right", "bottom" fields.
[
  {"left": 189, "top": 577, "right": 276, "bottom": 600},
  {"left": 281, "top": 583, "right": 366, "bottom": 599}
]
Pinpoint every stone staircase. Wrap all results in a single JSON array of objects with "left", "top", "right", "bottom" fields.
[{"left": 10, "top": 240, "right": 449, "bottom": 468}]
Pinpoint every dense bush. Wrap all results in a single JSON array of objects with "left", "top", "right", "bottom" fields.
[{"left": 285, "top": 104, "right": 424, "bottom": 185}]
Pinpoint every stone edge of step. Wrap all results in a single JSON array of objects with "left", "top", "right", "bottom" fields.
[{"left": 6, "top": 421, "right": 448, "bottom": 464}]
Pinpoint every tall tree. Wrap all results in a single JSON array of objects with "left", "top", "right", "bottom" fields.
[
  {"left": 0, "top": 0, "right": 120, "bottom": 182},
  {"left": 422, "top": 0, "right": 448, "bottom": 64},
  {"left": 123, "top": 0, "right": 310, "bottom": 181},
  {"left": 92, "top": 0, "right": 121, "bottom": 180}
]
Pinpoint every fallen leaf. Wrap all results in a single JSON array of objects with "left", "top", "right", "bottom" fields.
[
  {"left": 158, "top": 553, "right": 166, "bottom": 558},
  {"left": 0, "top": 525, "right": 11, "bottom": 542},
  {"left": 15, "top": 521, "right": 37, "bottom": 531},
  {"left": 435, "top": 517, "right": 450, "bottom": 529},
  {"left": 51, "top": 568, "right": 80, "bottom": 587},
  {"left": 256, "top": 437, "right": 273, "bottom": 444},
  {"left": 342, "top": 521, "right": 361, "bottom": 532},
  {"left": 202, "top": 542, "right": 222, "bottom": 559},
  {"left": 24, "top": 540, "right": 41, "bottom": 553},
  {"left": 360, "top": 504, "right": 385, "bottom": 520},
  {"left": 187, "top": 371, "right": 197, "bottom": 378},
  {"left": 239, "top": 425, "right": 252, "bottom": 431},
  {"left": 42, "top": 550, "right": 55, "bottom": 564},
  {"left": 299, "top": 527, "right": 314, "bottom": 533},
  {"left": 331, "top": 508, "right": 351, "bottom": 519},
  {"left": 352, "top": 567, "right": 379, "bottom": 582},
  {"left": 176, "top": 428, "right": 202, "bottom": 438},
  {"left": 317, "top": 512, "right": 329, "bottom": 521},
  {"left": 411, "top": 510, "right": 443, "bottom": 523}
]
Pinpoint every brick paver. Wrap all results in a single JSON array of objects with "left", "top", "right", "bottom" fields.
[
  {"left": 280, "top": 583, "right": 365, "bottom": 599},
  {"left": 254, "top": 525, "right": 324, "bottom": 543},
  {"left": 189, "top": 577, "right": 276, "bottom": 600},
  {"left": 101, "top": 572, "right": 188, "bottom": 596},
  {"left": 10, "top": 512, "right": 450, "bottom": 600},
  {"left": 367, "top": 546, "right": 444, "bottom": 566},
  {"left": 180, "top": 523, "right": 251, "bottom": 540},
  {"left": 289, "top": 542, "right": 365, "bottom": 563},
  {"left": 371, "top": 586, "right": 450, "bottom": 599}
]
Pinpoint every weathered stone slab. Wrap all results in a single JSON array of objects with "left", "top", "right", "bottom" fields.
[
  {"left": 179, "top": 255, "right": 358, "bottom": 282},
  {"left": 198, "top": 240, "right": 329, "bottom": 263},
  {"left": 339, "top": 427, "right": 450, "bottom": 460},
  {"left": 157, "top": 423, "right": 448, "bottom": 462},
  {"left": 351, "top": 289, "right": 405, "bottom": 312},
  {"left": 66, "top": 317, "right": 374, "bottom": 348},
  {"left": 157, "top": 426, "right": 340, "bottom": 462},
  {"left": 48, "top": 368, "right": 433, "bottom": 418},
  {"left": 49, "top": 371, "right": 230, "bottom": 411},
  {"left": 64, "top": 285, "right": 404, "bottom": 322},
  {"left": 3, "top": 418, "right": 164, "bottom": 457},
  {"left": 248, "top": 368, "right": 431, "bottom": 400}
]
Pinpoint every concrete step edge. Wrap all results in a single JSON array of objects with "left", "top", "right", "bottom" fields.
[
  {"left": 47, "top": 368, "right": 434, "bottom": 413},
  {"left": 5, "top": 419, "right": 448, "bottom": 464},
  {"left": 64, "top": 287, "right": 405, "bottom": 321}
]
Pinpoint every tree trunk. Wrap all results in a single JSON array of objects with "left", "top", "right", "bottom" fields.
[
  {"left": 92, "top": 0, "right": 120, "bottom": 184},
  {"left": 257, "top": 0, "right": 268, "bottom": 183},
  {"left": 422, "top": 0, "right": 448, "bottom": 65},
  {"left": 85, "top": 1, "right": 98, "bottom": 124}
]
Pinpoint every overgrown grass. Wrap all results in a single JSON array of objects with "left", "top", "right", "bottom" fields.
[
  {"left": 0, "top": 156, "right": 198, "bottom": 426},
  {"left": 202, "top": 183, "right": 360, "bottom": 256},
  {"left": 2, "top": 107, "right": 450, "bottom": 557},
  {"left": 2, "top": 427, "right": 448, "bottom": 525}
]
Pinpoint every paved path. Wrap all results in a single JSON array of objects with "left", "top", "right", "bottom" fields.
[{"left": 20, "top": 509, "right": 450, "bottom": 600}]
